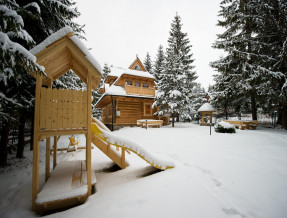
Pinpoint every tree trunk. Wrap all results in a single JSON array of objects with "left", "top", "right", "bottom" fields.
[
  {"left": 172, "top": 114, "right": 175, "bottom": 127},
  {"left": 0, "top": 122, "right": 10, "bottom": 167},
  {"left": 278, "top": 104, "right": 287, "bottom": 129},
  {"left": 16, "top": 110, "right": 26, "bottom": 158},
  {"left": 30, "top": 112, "right": 34, "bottom": 150},
  {"left": 250, "top": 93, "right": 257, "bottom": 120}
]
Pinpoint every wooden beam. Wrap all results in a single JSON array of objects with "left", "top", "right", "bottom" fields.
[
  {"left": 86, "top": 70, "right": 92, "bottom": 196},
  {"left": 45, "top": 137, "right": 50, "bottom": 181},
  {"left": 53, "top": 136, "right": 57, "bottom": 169},
  {"left": 38, "top": 129, "right": 87, "bottom": 140},
  {"left": 32, "top": 74, "right": 42, "bottom": 211}
]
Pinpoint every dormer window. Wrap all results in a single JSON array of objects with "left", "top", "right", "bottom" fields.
[
  {"left": 126, "top": 80, "right": 132, "bottom": 86},
  {"left": 134, "top": 65, "right": 140, "bottom": 70},
  {"left": 135, "top": 82, "right": 140, "bottom": 87}
]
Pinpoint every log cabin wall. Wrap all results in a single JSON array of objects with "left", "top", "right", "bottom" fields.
[{"left": 101, "top": 97, "right": 155, "bottom": 127}]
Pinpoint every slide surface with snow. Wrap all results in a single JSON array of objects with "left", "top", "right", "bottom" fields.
[{"left": 91, "top": 119, "right": 174, "bottom": 170}]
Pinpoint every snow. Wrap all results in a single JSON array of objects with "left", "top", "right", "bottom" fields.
[
  {"left": 1, "top": 123, "right": 287, "bottom": 218},
  {"left": 29, "top": 26, "right": 73, "bottom": 55},
  {"left": 198, "top": 102, "right": 216, "bottom": 112},
  {"left": 108, "top": 67, "right": 154, "bottom": 79},
  {"left": 70, "top": 36, "right": 102, "bottom": 74},
  {"left": 216, "top": 121, "right": 235, "bottom": 129},
  {"left": 29, "top": 26, "right": 102, "bottom": 74},
  {"left": 36, "top": 160, "right": 88, "bottom": 204},
  {"left": 0, "top": 5, "right": 24, "bottom": 26},
  {"left": 95, "top": 124, "right": 174, "bottom": 170}
]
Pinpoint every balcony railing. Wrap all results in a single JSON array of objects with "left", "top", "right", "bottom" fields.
[{"left": 125, "top": 86, "right": 155, "bottom": 96}]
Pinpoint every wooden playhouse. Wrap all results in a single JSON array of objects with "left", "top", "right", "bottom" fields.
[{"left": 29, "top": 27, "right": 102, "bottom": 212}]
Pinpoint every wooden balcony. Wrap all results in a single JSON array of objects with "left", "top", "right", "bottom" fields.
[{"left": 125, "top": 86, "right": 155, "bottom": 97}]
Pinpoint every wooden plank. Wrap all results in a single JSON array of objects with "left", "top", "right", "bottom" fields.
[
  {"left": 86, "top": 71, "right": 92, "bottom": 196},
  {"left": 45, "top": 137, "right": 50, "bottom": 181},
  {"left": 46, "top": 88, "right": 52, "bottom": 129},
  {"left": 51, "top": 89, "right": 57, "bottom": 129},
  {"left": 39, "top": 88, "right": 47, "bottom": 129},
  {"left": 32, "top": 74, "right": 42, "bottom": 211},
  {"left": 67, "top": 90, "right": 73, "bottom": 127}
]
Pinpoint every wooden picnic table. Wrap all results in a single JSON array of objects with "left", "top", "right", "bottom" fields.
[{"left": 223, "top": 120, "right": 259, "bottom": 130}]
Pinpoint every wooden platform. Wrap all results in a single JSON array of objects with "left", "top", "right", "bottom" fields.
[
  {"left": 137, "top": 119, "right": 163, "bottom": 128},
  {"left": 223, "top": 120, "right": 259, "bottom": 130},
  {"left": 35, "top": 160, "right": 96, "bottom": 213}
]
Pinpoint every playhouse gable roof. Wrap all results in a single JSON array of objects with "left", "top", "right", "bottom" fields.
[{"left": 29, "top": 26, "right": 102, "bottom": 89}]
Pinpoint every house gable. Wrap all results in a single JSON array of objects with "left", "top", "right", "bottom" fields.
[{"left": 128, "top": 57, "right": 146, "bottom": 72}]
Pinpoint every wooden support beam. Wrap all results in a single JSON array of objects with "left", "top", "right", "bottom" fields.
[
  {"left": 86, "top": 70, "right": 92, "bottom": 196},
  {"left": 32, "top": 74, "right": 42, "bottom": 211},
  {"left": 53, "top": 136, "right": 57, "bottom": 169},
  {"left": 121, "top": 148, "right": 126, "bottom": 169},
  {"left": 45, "top": 137, "right": 50, "bottom": 181}
]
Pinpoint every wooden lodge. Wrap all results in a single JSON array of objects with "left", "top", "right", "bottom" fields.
[{"left": 96, "top": 57, "right": 168, "bottom": 130}]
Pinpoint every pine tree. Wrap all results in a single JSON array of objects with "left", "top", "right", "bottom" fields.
[
  {"left": 154, "top": 13, "right": 197, "bottom": 127},
  {"left": 153, "top": 45, "right": 165, "bottom": 83},
  {"left": 211, "top": 0, "right": 264, "bottom": 120},
  {"left": 143, "top": 52, "right": 152, "bottom": 73},
  {"left": 92, "top": 63, "right": 110, "bottom": 118}
]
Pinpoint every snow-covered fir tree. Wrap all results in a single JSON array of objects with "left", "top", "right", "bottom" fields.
[
  {"left": 0, "top": 0, "right": 84, "bottom": 165},
  {"left": 211, "top": 0, "right": 287, "bottom": 128},
  {"left": 143, "top": 52, "right": 152, "bottom": 73},
  {"left": 153, "top": 13, "right": 197, "bottom": 127},
  {"left": 92, "top": 63, "right": 110, "bottom": 118},
  {"left": 153, "top": 45, "right": 165, "bottom": 84}
]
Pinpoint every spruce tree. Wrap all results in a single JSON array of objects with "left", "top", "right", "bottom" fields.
[
  {"left": 143, "top": 52, "right": 152, "bottom": 73},
  {"left": 92, "top": 63, "right": 109, "bottom": 118},
  {"left": 153, "top": 45, "right": 165, "bottom": 84},
  {"left": 154, "top": 13, "right": 197, "bottom": 127}
]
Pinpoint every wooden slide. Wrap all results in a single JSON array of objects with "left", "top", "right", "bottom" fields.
[{"left": 91, "top": 118, "right": 174, "bottom": 170}]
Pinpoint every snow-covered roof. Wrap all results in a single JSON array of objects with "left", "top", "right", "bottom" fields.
[
  {"left": 108, "top": 67, "right": 154, "bottom": 79},
  {"left": 29, "top": 26, "right": 102, "bottom": 74},
  {"left": 96, "top": 84, "right": 154, "bottom": 106},
  {"left": 198, "top": 102, "right": 216, "bottom": 112}
]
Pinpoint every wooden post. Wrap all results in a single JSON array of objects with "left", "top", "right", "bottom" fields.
[
  {"left": 53, "top": 136, "right": 57, "bottom": 169},
  {"left": 201, "top": 113, "right": 204, "bottom": 125},
  {"left": 111, "top": 96, "right": 114, "bottom": 131},
  {"left": 32, "top": 74, "right": 42, "bottom": 211},
  {"left": 121, "top": 148, "right": 126, "bottom": 169},
  {"left": 45, "top": 137, "right": 50, "bottom": 181},
  {"left": 86, "top": 71, "right": 92, "bottom": 196},
  {"left": 210, "top": 113, "right": 213, "bottom": 124}
]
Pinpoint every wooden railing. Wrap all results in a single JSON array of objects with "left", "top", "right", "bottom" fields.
[
  {"left": 39, "top": 88, "right": 88, "bottom": 129},
  {"left": 125, "top": 86, "right": 155, "bottom": 96}
]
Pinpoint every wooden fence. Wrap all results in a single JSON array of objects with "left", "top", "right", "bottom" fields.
[{"left": 39, "top": 88, "right": 87, "bottom": 129}]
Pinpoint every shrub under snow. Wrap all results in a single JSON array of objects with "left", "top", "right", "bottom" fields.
[{"left": 215, "top": 121, "right": 236, "bottom": 133}]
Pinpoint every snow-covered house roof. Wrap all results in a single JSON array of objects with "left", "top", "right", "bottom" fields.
[
  {"left": 198, "top": 103, "right": 216, "bottom": 112},
  {"left": 29, "top": 26, "right": 102, "bottom": 89},
  {"left": 108, "top": 67, "right": 154, "bottom": 80}
]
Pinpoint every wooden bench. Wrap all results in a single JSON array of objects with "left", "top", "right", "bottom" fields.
[
  {"left": 137, "top": 119, "right": 163, "bottom": 128},
  {"left": 223, "top": 120, "right": 259, "bottom": 130}
]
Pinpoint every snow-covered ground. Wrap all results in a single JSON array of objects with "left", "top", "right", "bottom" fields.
[{"left": 1, "top": 123, "right": 287, "bottom": 218}]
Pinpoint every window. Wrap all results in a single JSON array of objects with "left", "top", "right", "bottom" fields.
[
  {"left": 135, "top": 82, "right": 140, "bottom": 87},
  {"left": 126, "top": 80, "right": 132, "bottom": 86},
  {"left": 134, "top": 65, "right": 140, "bottom": 70},
  {"left": 143, "top": 83, "right": 149, "bottom": 88}
]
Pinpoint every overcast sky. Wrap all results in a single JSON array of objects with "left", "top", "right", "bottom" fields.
[{"left": 75, "top": 0, "right": 223, "bottom": 90}]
